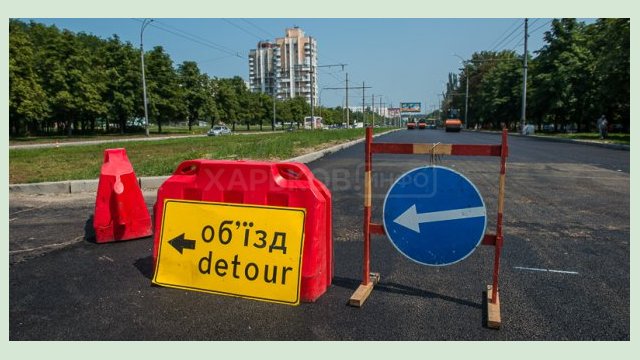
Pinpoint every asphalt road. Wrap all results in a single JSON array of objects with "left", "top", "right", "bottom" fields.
[{"left": 9, "top": 129, "right": 630, "bottom": 341}]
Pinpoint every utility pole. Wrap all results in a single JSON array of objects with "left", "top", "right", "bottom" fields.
[
  {"left": 140, "top": 18, "right": 153, "bottom": 137},
  {"left": 380, "top": 97, "right": 384, "bottom": 126},
  {"left": 453, "top": 54, "right": 469, "bottom": 128},
  {"left": 371, "top": 94, "right": 375, "bottom": 127},
  {"left": 345, "top": 73, "right": 349, "bottom": 128},
  {"left": 370, "top": 94, "right": 384, "bottom": 127},
  {"left": 521, "top": 18, "right": 528, "bottom": 133},
  {"left": 310, "top": 63, "right": 346, "bottom": 129},
  {"left": 323, "top": 79, "right": 369, "bottom": 129},
  {"left": 362, "top": 82, "right": 366, "bottom": 127},
  {"left": 310, "top": 64, "right": 314, "bottom": 129}
]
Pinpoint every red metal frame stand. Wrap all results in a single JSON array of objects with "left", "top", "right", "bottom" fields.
[{"left": 349, "top": 127, "right": 508, "bottom": 329}]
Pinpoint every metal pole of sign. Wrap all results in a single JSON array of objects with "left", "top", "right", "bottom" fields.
[
  {"left": 491, "top": 130, "right": 508, "bottom": 296},
  {"left": 363, "top": 127, "right": 372, "bottom": 284},
  {"left": 348, "top": 126, "right": 377, "bottom": 307},
  {"left": 486, "top": 127, "right": 508, "bottom": 329}
]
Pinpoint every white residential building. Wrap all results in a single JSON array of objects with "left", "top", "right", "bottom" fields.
[{"left": 248, "top": 27, "right": 318, "bottom": 105}]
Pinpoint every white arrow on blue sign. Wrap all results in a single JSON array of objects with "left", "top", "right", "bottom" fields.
[{"left": 382, "top": 166, "right": 487, "bottom": 266}]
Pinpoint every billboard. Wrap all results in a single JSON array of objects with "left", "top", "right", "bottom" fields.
[
  {"left": 388, "top": 108, "right": 401, "bottom": 117},
  {"left": 400, "top": 102, "right": 421, "bottom": 113}
]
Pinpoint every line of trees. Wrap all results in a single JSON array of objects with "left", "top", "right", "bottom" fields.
[
  {"left": 9, "top": 19, "right": 355, "bottom": 137},
  {"left": 442, "top": 18, "right": 629, "bottom": 132}
]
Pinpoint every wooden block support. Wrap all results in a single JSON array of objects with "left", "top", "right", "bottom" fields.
[
  {"left": 348, "top": 273, "right": 380, "bottom": 307},
  {"left": 486, "top": 285, "right": 501, "bottom": 329},
  {"left": 349, "top": 283, "right": 374, "bottom": 307}
]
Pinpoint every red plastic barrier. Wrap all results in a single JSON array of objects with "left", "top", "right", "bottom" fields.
[
  {"left": 153, "top": 160, "right": 332, "bottom": 302},
  {"left": 93, "top": 148, "right": 152, "bottom": 243}
]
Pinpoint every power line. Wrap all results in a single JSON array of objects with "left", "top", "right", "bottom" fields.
[
  {"left": 491, "top": 21, "right": 524, "bottom": 52},
  {"left": 132, "top": 19, "right": 245, "bottom": 59},
  {"left": 318, "top": 79, "right": 344, "bottom": 90},
  {"left": 488, "top": 19, "right": 521, "bottom": 50},
  {"left": 495, "top": 24, "right": 524, "bottom": 52},
  {"left": 511, "top": 41, "right": 524, "bottom": 52},
  {"left": 318, "top": 67, "right": 345, "bottom": 83},
  {"left": 240, "top": 19, "right": 276, "bottom": 39},
  {"left": 222, "top": 18, "right": 264, "bottom": 40},
  {"left": 151, "top": 19, "right": 244, "bottom": 56},
  {"left": 198, "top": 54, "right": 240, "bottom": 64},
  {"left": 529, "top": 19, "right": 553, "bottom": 35}
]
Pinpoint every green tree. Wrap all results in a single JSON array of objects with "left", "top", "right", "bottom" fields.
[
  {"left": 287, "top": 96, "right": 311, "bottom": 127},
  {"left": 245, "top": 92, "right": 267, "bottom": 129},
  {"left": 100, "top": 35, "right": 141, "bottom": 133},
  {"left": 216, "top": 80, "right": 240, "bottom": 126},
  {"left": 532, "top": 19, "right": 594, "bottom": 131},
  {"left": 215, "top": 76, "right": 250, "bottom": 129},
  {"left": 477, "top": 51, "right": 522, "bottom": 129},
  {"left": 588, "top": 18, "right": 630, "bottom": 129},
  {"left": 37, "top": 28, "right": 107, "bottom": 135},
  {"left": 450, "top": 51, "right": 523, "bottom": 129},
  {"left": 145, "top": 46, "right": 184, "bottom": 133},
  {"left": 9, "top": 19, "right": 49, "bottom": 136},
  {"left": 74, "top": 31, "right": 109, "bottom": 134},
  {"left": 178, "top": 61, "right": 209, "bottom": 131},
  {"left": 460, "top": 51, "right": 509, "bottom": 128},
  {"left": 203, "top": 77, "right": 220, "bottom": 128}
]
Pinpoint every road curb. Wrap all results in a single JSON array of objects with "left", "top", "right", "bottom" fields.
[
  {"left": 9, "top": 128, "right": 401, "bottom": 195},
  {"left": 9, "top": 180, "right": 72, "bottom": 194}
]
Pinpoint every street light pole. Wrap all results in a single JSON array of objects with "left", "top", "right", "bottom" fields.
[
  {"left": 521, "top": 18, "right": 529, "bottom": 134},
  {"left": 140, "top": 18, "right": 153, "bottom": 137},
  {"left": 453, "top": 54, "right": 469, "bottom": 127},
  {"left": 345, "top": 72, "right": 349, "bottom": 128},
  {"left": 464, "top": 72, "right": 469, "bottom": 127},
  {"left": 310, "top": 63, "right": 315, "bottom": 129}
]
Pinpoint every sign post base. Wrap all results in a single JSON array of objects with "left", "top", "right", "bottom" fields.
[
  {"left": 349, "top": 272, "right": 380, "bottom": 307},
  {"left": 486, "top": 284, "right": 501, "bottom": 329}
]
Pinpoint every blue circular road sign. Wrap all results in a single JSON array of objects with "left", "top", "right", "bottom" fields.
[{"left": 382, "top": 166, "right": 487, "bottom": 266}]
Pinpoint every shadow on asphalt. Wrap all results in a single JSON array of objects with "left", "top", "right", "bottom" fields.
[
  {"left": 134, "top": 256, "right": 154, "bottom": 280},
  {"left": 332, "top": 276, "right": 482, "bottom": 310},
  {"left": 331, "top": 276, "right": 361, "bottom": 290},
  {"left": 84, "top": 215, "right": 96, "bottom": 243},
  {"left": 481, "top": 290, "right": 494, "bottom": 330},
  {"left": 376, "top": 282, "right": 483, "bottom": 310}
]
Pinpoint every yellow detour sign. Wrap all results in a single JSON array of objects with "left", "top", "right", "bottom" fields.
[{"left": 153, "top": 199, "right": 306, "bottom": 305}]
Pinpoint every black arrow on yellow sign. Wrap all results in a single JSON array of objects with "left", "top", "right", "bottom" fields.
[{"left": 168, "top": 233, "right": 196, "bottom": 254}]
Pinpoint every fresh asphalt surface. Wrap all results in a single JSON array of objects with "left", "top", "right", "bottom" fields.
[{"left": 9, "top": 129, "right": 630, "bottom": 340}]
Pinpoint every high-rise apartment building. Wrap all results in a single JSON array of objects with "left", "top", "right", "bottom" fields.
[{"left": 248, "top": 27, "right": 317, "bottom": 105}]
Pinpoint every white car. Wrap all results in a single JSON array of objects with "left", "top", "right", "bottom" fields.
[{"left": 207, "top": 125, "right": 231, "bottom": 136}]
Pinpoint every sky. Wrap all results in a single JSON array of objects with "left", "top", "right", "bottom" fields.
[{"left": 23, "top": 17, "right": 591, "bottom": 113}]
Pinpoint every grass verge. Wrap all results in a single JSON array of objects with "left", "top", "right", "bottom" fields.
[
  {"left": 10, "top": 128, "right": 391, "bottom": 184},
  {"left": 536, "top": 132, "right": 629, "bottom": 145}
]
